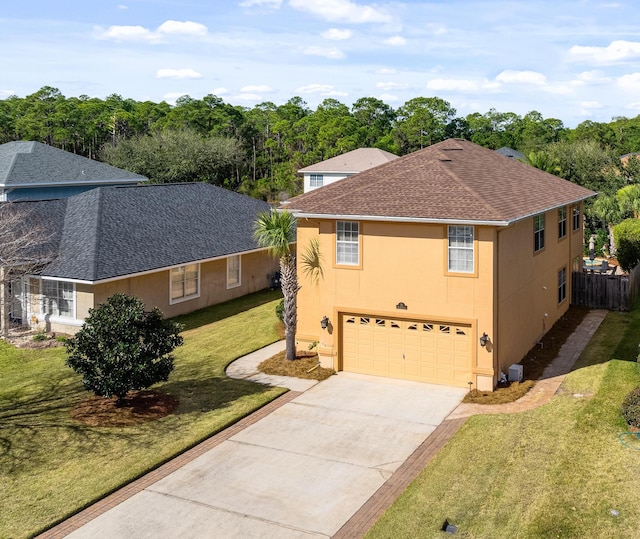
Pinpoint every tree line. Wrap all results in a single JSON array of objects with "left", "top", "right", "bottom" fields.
[{"left": 2, "top": 86, "right": 640, "bottom": 201}]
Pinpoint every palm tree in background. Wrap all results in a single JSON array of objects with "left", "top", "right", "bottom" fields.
[{"left": 254, "top": 209, "right": 298, "bottom": 360}]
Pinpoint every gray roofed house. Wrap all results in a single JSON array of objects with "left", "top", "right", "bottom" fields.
[
  {"left": 0, "top": 141, "right": 147, "bottom": 201},
  {"left": 298, "top": 147, "right": 398, "bottom": 193},
  {"left": 495, "top": 147, "right": 525, "bottom": 160},
  {"left": 8, "top": 183, "right": 278, "bottom": 334}
]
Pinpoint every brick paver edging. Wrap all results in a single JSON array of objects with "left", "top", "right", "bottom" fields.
[{"left": 36, "top": 391, "right": 301, "bottom": 539}]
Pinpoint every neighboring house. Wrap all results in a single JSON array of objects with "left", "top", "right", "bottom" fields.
[
  {"left": 8, "top": 183, "right": 278, "bottom": 334},
  {"left": 495, "top": 147, "right": 525, "bottom": 160},
  {"left": 298, "top": 148, "right": 398, "bottom": 193},
  {"left": 0, "top": 141, "right": 146, "bottom": 201},
  {"left": 284, "top": 139, "right": 595, "bottom": 391}
]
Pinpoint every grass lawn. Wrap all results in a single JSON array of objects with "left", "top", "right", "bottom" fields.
[
  {"left": 366, "top": 306, "right": 640, "bottom": 539},
  {"left": 0, "top": 290, "right": 285, "bottom": 539}
]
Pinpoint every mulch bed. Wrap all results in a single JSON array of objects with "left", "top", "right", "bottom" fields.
[{"left": 71, "top": 390, "right": 179, "bottom": 427}]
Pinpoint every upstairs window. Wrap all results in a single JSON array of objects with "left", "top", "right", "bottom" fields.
[
  {"left": 310, "top": 174, "right": 324, "bottom": 188},
  {"left": 558, "top": 267, "right": 567, "bottom": 304},
  {"left": 558, "top": 206, "right": 567, "bottom": 239},
  {"left": 572, "top": 206, "right": 581, "bottom": 231},
  {"left": 534, "top": 214, "right": 545, "bottom": 252},
  {"left": 171, "top": 264, "right": 199, "bottom": 303},
  {"left": 336, "top": 221, "right": 359, "bottom": 265},
  {"left": 448, "top": 225, "right": 474, "bottom": 273}
]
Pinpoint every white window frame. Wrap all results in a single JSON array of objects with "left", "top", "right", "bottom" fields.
[
  {"left": 227, "top": 255, "right": 241, "bottom": 289},
  {"left": 41, "top": 279, "right": 76, "bottom": 320},
  {"left": 558, "top": 206, "right": 567, "bottom": 239},
  {"left": 448, "top": 225, "right": 475, "bottom": 273},
  {"left": 534, "top": 213, "right": 545, "bottom": 252},
  {"left": 170, "top": 263, "right": 200, "bottom": 304},
  {"left": 558, "top": 267, "right": 567, "bottom": 304},
  {"left": 572, "top": 206, "right": 581, "bottom": 231},
  {"left": 310, "top": 174, "right": 324, "bottom": 188},
  {"left": 336, "top": 221, "right": 359, "bottom": 266}
]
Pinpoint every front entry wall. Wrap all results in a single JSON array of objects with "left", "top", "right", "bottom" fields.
[{"left": 341, "top": 313, "right": 472, "bottom": 387}]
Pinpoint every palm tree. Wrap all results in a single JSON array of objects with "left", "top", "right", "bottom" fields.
[
  {"left": 520, "top": 151, "right": 562, "bottom": 175},
  {"left": 254, "top": 209, "right": 298, "bottom": 360}
]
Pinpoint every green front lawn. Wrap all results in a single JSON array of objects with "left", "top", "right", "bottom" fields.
[
  {"left": 366, "top": 307, "right": 640, "bottom": 539},
  {"left": 0, "top": 290, "right": 285, "bottom": 539}
]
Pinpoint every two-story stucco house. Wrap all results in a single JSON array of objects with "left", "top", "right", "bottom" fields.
[
  {"left": 298, "top": 148, "right": 398, "bottom": 193},
  {"left": 284, "top": 139, "right": 596, "bottom": 391}
]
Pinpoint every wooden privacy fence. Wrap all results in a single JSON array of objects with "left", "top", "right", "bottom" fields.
[{"left": 572, "top": 265, "right": 640, "bottom": 311}]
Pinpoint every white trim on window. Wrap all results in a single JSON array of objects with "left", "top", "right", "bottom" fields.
[
  {"left": 227, "top": 255, "right": 241, "bottom": 289},
  {"left": 534, "top": 213, "right": 545, "bottom": 252},
  {"left": 170, "top": 263, "right": 200, "bottom": 304},
  {"left": 310, "top": 174, "right": 324, "bottom": 188},
  {"left": 448, "top": 225, "right": 474, "bottom": 273},
  {"left": 336, "top": 221, "right": 359, "bottom": 265},
  {"left": 572, "top": 206, "right": 581, "bottom": 231},
  {"left": 41, "top": 279, "right": 76, "bottom": 320},
  {"left": 558, "top": 267, "right": 567, "bottom": 304},
  {"left": 558, "top": 206, "right": 567, "bottom": 239}
]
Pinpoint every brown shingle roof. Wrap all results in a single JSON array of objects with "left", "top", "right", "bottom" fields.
[
  {"left": 284, "top": 139, "right": 596, "bottom": 224},
  {"left": 298, "top": 148, "right": 399, "bottom": 174}
]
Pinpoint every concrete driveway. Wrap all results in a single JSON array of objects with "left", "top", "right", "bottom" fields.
[{"left": 67, "top": 373, "right": 465, "bottom": 539}]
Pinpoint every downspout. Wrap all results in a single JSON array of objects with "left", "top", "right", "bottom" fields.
[{"left": 493, "top": 227, "right": 500, "bottom": 387}]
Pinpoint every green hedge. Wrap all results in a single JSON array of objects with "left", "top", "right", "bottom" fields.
[{"left": 613, "top": 218, "right": 640, "bottom": 272}]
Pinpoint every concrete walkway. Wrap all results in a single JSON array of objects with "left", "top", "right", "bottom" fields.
[{"left": 40, "top": 309, "right": 607, "bottom": 539}]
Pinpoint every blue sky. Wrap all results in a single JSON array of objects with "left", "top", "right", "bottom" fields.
[{"left": 2, "top": 0, "right": 639, "bottom": 126}]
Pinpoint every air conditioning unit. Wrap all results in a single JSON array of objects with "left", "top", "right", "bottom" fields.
[{"left": 508, "top": 364, "right": 523, "bottom": 383}]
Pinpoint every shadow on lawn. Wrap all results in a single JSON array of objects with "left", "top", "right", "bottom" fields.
[{"left": 172, "top": 289, "right": 282, "bottom": 332}]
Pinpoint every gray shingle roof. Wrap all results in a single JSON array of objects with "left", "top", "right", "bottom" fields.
[
  {"left": 0, "top": 141, "right": 147, "bottom": 187},
  {"left": 495, "top": 147, "right": 526, "bottom": 160},
  {"left": 284, "top": 139, "right": 596, "bottom": 224},
  {"left": 298, "top": 148, "right": 399, "bottom": 174},
  {"left": 17, "top": 183, "right": 271, "bottom": 281}
]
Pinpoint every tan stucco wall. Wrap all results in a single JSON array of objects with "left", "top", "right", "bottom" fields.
[
  {"left": 295, "top": 218, "right": 496, "bottom": 390},
  {"left": 93, "top": 251, "right": 278, "bottom": 318},
  {"left": 495, "top": 204, "right": 584, "bottom": 378}
]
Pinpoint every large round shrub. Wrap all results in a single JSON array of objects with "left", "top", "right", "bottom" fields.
[
  {"left": 613, "top": 218, "right": 640, "bottom": 272},
  {"left": 66, "top": 294, "right": 183, "bottom": 405},
  {"left": 621, "top": 386, "right": 640, "bottom": 429}
]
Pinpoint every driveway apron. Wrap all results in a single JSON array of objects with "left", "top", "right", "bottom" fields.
[{"left": 66, "top": 373, "right": 466, "bottom": 539}]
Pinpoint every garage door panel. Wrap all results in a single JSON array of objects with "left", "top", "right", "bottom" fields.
[{"left": 342, "top": 313, "right": 472, "bottom": 387}]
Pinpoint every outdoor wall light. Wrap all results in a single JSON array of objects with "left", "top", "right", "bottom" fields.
[
  {"left": 479, "top": 332, "right": 489, "bottom": 348},
  {"left": 321, "top": 316, "right": 329, "bottom": 330}
]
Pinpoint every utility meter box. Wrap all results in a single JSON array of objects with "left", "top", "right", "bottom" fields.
[{"left": 508, "top": 364, "right": 523, "bottom": 383}]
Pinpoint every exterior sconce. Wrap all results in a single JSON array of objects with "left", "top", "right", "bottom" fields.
[
  {"left": 479, "top": 333, "right": 489, "bottom": 348},
  {"left": 321, "top": 316, "right": 329, "bottom": 330}
]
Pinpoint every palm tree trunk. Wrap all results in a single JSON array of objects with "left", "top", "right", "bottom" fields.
[{"left": 280, "top": 255, "right": 298, "bottom": 360}]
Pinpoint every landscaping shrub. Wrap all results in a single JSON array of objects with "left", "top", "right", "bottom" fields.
[
  {"left": 621, "top": 386, "right": 640, "bottom": 428},
  {"left": 275, "top": 299, "right": 284, "bottom": 322},
  {"left": 613, "top": 218, "right": 640, "bottom": 272}
]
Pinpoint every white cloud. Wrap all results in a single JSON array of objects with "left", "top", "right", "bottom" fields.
[
  {"left": 427, "top": 78, "right": 478, "bottom": 92},
  {"left": 289, "top": 0, "right": 391, "bottom": 23},
  {"left": 383, "top": 36, "right": 406, "bottom": 46},
  {"left": 296, "top": 83, "right": 347, "bottom": 96},
  {"left": 580, "top": 101, "right": 604, "bottom": 109},
  {"left": 322, "top": 28, "right": 352, "bottom": 40},
  {"left": 377, "top": 67, "right": 397, "bottom": 75},
  {"left": 627, "top": 102, "right": 640, "bottom": 110},
  {"left": 495, "top": 70, "right": 547, "bottom": 85},
  {"left": 234, "top": 93, "right": 263, "bottom": 101},
  {"left": 163, "top": 92, "right": 189, "bottom": 103},
  {"left": 569, "top": 40, "right": 640, "bottom": 64},
  {"left": 95, "top": 20, "right": 208, "bottom": 43},
  {"left": 156, "top": 68, "right": 203, "bottom": 80},
  {"left": 240, "top": 0, "right": 282, "bottom": 7},
  {"left": 117, "top": 4, "right": 128, "bottom": 10},
  {"left": 618, "top": 72, "right": 640, "bottom": 89},
  {"left": 157, "top": 20, "right": 208, "bottom": 36},
  {"left": 378, "top": 93, "right": 399, "bottom": 102},
  {"left": 376, "top": 81, "right": 408, "bottom": 90},
  {"left": 211, "top": 87, "right": 229, "bottom": 95},
  {"left": 240, "top": 85, "right": 273, "bottom": 92},
  {"left": 302, "top": 46, "right": 345, "bottom": 59},
  {"left": 0, "top": 89, "right": 15, "bottom": 97},
  {"left": 573, "top": 70, "right": 612, "bottom": 85}
]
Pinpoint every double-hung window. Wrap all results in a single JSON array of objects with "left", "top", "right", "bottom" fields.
[
  {"left": 572, "top": 206, "right": 581, "bottom": 231},
  {"left": 42, "top": 279, "right": 75, "bottom": 319},
  {"left": 558, "top": 267, "right": 567, "bottom": 304},
  {"left": 534, "top": 214, "right": 545, "bottom": 252},
  {"left": 558, "top": 206, "right": 567, "bottom": 239},
  {"left": 170, "top": 264, "right": 199, "bottom": 302},
  {"left": 227, "top": 255, "right": 241, "bottom": 288},
  {"left": 310, "top": 174, "right": 324, "bottom": 188},
  {"left": 336, "top": 221, "right": 359, "bottom": 265},
  {"left": 448, "top": 225, "right": 474, "bottom": 273}
]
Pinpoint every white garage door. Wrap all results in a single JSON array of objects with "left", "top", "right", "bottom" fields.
[{"left": 341, "top": 314, "right": 472, "bottom": 387}]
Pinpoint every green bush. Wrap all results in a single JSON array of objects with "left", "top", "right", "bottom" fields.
[
  {"left": 621, "top": 386, "right": 640, "bottom": 428},
  {"left": 275, "top": 299, "right": 284, "bottom": 322},
  {"left": 613, "top": 218, "right": 640, "bottom": 272},
  {"left": 32, "top": 330, "right": 48, "bottom": 342}
]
